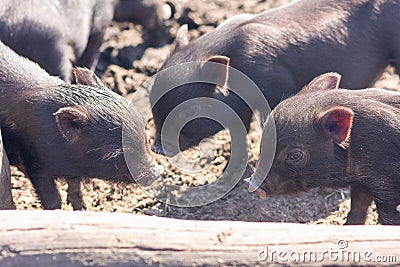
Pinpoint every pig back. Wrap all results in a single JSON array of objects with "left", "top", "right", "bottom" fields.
[
  {"left": 0, "top": 40, "right": 63, "bottom": 122},
  {"left": 0, "top": 40, "right": 62, "bottom": 90}
]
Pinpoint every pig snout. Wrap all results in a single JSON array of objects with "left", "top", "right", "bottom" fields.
[
  {"left": 244, "top": 176, "right": 268, "bottom": 199},
  {"left": 246, "top": 172, "right": 312, "bottom": 198},
  {"left": 133, "top": 156, "right": 164, "bottom": 187}
]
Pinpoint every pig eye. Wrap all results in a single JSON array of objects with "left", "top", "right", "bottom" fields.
[
  {"left": 185, "top": 105, "right": 200, "bottom": 118},
  {"left": 285, "top": 148, "right": 308, "bottom": 169}
]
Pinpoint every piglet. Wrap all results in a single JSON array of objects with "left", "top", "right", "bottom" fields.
[
  {"left": 247, "top": 73, "right": 400, "bottom": 225},
  {"left": 0, "top": 41, "right": 163, "bottom": 210}
]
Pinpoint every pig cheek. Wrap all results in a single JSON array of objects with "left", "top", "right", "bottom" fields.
[{"left": 263, "top": 171, "right": 304, "bottom": 195}]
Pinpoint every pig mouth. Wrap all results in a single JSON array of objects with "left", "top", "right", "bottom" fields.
[
  {"left": 245, "top": 177, "right": 268, "bottom": 199},
  {"left": 246, "top": 175, "right": 312, "bottom": 198},
  {"left": 130, "top": 163, "right": 164, "bottom": 187},
  {"left": 266, "top": 180, "right": 311, "bottom": 195}
]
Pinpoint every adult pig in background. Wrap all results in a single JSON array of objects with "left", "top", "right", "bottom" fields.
[
  {"left": 247, "top": 73, "right": 400, "bottom": 225},
  {"left": 0, "top": 0, "right": 171, "bottom": 82},
  {"left": 0, "top": 41, "right": 163, "bottom": 210},
  {"left": 150, "top": 0, "right": 400, "bottom": 156}
]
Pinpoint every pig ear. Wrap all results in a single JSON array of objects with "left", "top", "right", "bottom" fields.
[
  {"left": 72, "top": 67, "right": 105, "bottom": 88},
  {"left": 301, "top": 72, "right": 341, "bottom": 93},
  {"left": 201, "top": 55, "right": 230, "bottom": 96},
  {"left": 173, "top": 24, "right": 189, "bottom": 51},
  {"left": 54, "top": 107, "right": 90, "bottom": 143},
  {"left": 317, "top": 106, "right": 354, "bottom": 148}
]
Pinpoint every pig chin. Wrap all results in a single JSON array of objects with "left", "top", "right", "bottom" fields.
[
  {"left": 115, "top": 163, "right": 164, "bottom": 186},
  {"left": 261, "top": 174, "right": 311, "bottom": 196}
]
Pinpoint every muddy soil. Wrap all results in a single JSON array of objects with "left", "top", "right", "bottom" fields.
[{"left": 11, "top": 0, "right": 399, "bottom": 225}]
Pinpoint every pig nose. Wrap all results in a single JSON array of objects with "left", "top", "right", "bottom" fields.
[{"left": 244, "top": 176, "right": 268, "bottom": 199}]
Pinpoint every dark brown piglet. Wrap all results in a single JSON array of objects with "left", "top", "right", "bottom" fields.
[
  {"left": 0, "top": 0, "right": 171, "bottom": 82},
  {"left": 0, "top": 0, "right": 170, "bottom": 208},
  {"left": 150, "top": 0, "right": 400, "bottom": 156},
  {"left": 247, "top": 73, "right": 400, "bottom": 225},
  {"left": 0, "top": 41, "right": 163, "bottom": 210}
]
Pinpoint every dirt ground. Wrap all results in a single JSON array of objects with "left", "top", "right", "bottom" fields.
[{"left": 11, "top": 0, "right": 399, "bottom": 225}]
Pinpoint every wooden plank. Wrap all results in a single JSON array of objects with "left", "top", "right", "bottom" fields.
[{"left": 0, "top": 210, "right": 399, "bottom": 266}]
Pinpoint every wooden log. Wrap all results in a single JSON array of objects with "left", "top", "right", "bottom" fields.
[
  {"left": 0, "top": 130, "right": 15, "bottom": 210},
  {"left": 0, "top": 210, "right": 399, "bottom": 266}
]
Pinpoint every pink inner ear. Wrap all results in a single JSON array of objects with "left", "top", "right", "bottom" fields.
[
  {"left": 321, "top": 107, "right": 354, "bottom": 144},
  {"left": 201, "top": 55, "right": 230, "bottom": 91},
  {"left": 329, "top": 112, "right": 351, "bottom": 141}
]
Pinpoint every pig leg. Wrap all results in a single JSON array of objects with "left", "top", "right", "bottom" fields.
[
  {"left": 392, "top": 18, "right": 400, "bottom": 76},
  {"left": 30, "top": 176, "right": 62, "bottom": 210},
  {"left": 0, "top": 145, "right": 15, "bottom": 210},
  {"left": 344, "top": 185, "right": 373, "bottom": 225},
  {"left": 375, "top": 200, "right": 400, "bottom": 225},
  {"left": 391, "top": 33, "right": 400, "bottom": 75},
  {"left": 393, "top": 59, "right": 400, "bottom": 76},
  {"left": 66, "top": 178, "right": 86, "bottom": 210},
  {"left": 373, "top": 183, "right": 400, "bottom": 225},
  {"left": 76, "top": 32, "right": 105, "bottom": 70},
  {"left": 28, "top": 37, "right": 73, "bottom": 82},
  {"left": 58, "top": 48, "right": 74, "bottom": 83}
]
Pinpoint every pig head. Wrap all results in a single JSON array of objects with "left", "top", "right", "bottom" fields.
[{"left": 247, "top": 72, "right": 400, "bottom": 225}]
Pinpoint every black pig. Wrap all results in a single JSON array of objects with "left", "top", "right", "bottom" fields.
[
  {"left": 0, "top": 41, "right": 162, "bottom": 210},
  {"left": 247, "top": 73, "right": 400, "bottom": 225},
  {"left": 0, "top": 0, "right": 171, "bottom": 82},
  {"left": 114, "top": 0, "right": 172, "bottom": 46},
  {"left": 150, "top": 0, "right": 400, "bottom": 156}
]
